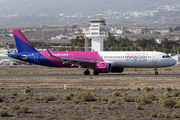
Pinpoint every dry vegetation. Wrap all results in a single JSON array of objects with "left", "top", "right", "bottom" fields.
[{"left": 0, "top": 65, "right": 179, "bottom": 119}]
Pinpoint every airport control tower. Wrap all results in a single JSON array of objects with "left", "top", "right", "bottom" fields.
[{"left": 86, "top": 18, "right": 108, "bottom": 51}]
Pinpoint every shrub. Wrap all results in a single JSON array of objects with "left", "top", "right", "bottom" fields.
[
  {"left": 43, "top": 94, "right": 54, "bottom": 101},
  {"left": 17, "top": 98, "right": 25, "bottom": 102},
  {"left": 10, "top": 104, "right": 20, "bottom": 113},
  {"left": 123, "top": 93, "right": 127, "bottom": 96},
  {"left": 173, "top": 91, "right": 180, "bottom": 97},
  {"left": 137, "top": 87, "right": 141, "bottom": 91},
  {"left": 158, "top": 113, "right": 164, "bottom": 118},
  {"left": 24, "top": 88, "right": 31, "bottom": 94},
  {"left": 164, "top": 93, "right": 171, "bottom": 98},
  {"left": 75, "top": 92, "right": 96, "bottom": 101},
  {"left": 0, "top": 95, "right": 5, "bottom": 102},
  {"left": 135, "top": 96, "right": 151, "bottom": 104},
  {"left": 113, "top": 92, "right": 120, "bottom": 96},
  {"left": 161, "top": 99, "right": 176, "bottom": 108},
  {"left": 106, "top": 105, "right": 111, "bottom": 110},
  {"left": 108, "top": 98, "right": 116, "bottom": 104},
  {"left": 174, "top": 100, "right": 180, "bottom": 108},
  {"left": 63, "top": 95, "right": 71, "bottom": 100},
  {"left": 20, "top": 106, "right": 29, "bottom": 113},
  {"left": 72, "top": 99, "right": 80, "bottom": 104},
  {"left": 97, "top": 111, "right": 101, "bottom": 115},
  {"left": 0, "top": 109, "right": 8, "bottom": 117},
  {"left": 176, "top": 97, "right": 180, "bottom": 101},
  {"left": 151, "top": 112, "right": 157, "bottom": 117},
  {"left": 121, "top": 95, "right": 134, "bottom": 102},
  {"left": 165, "top": 87, "right": 172, "bottom": 92},
  {"left": 136, "top": 105, "right": 142, "bottom": 110},
  {"left": 101, "top": 98, "right": 108, "bottom": 102},
  {"left": 27, "top": 92, "right": 33, "bottom": 96},
  {"left": 11, "top": 91, "right": 17, "bottom": 96},
  {"left": 68, "top": 92, "right": 75, "bottom": 97},
  {"left": 146, "top": 93, "right": 156, "bottom": 100},
  {"left": 143, "top": 87, "right": 151, "bottom": 91}
]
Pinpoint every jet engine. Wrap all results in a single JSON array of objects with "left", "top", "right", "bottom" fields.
[{"left": 94, "top": 62, "right": 111, "bottom": 73}]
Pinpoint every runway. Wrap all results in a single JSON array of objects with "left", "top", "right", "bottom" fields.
[{"left": 1, "top": 74, "right": 180, "bottom": 78}]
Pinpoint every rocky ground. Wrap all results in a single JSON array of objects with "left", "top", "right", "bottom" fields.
[{"left": 0, "top": 65, "right": 179, "bottom": 119}]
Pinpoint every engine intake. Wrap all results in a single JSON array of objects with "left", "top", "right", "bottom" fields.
[{"left": 94, "top": 62, "right": 111, "bottom": 73}]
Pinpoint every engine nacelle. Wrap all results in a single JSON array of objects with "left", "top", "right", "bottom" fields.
[
  {"left": 94, "top": 62, "right": 111, "bottom": 73},
  {"left": 111, "top": 67, "right": 124, "bottom": 73}
]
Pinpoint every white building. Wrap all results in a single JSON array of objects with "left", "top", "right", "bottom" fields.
[{"left": 86, "top": 18, "right": 108, "bottom": 51}]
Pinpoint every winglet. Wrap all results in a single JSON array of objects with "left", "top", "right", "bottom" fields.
[{"left": 46, "top": 47, "right": 53, "bottom": 57}]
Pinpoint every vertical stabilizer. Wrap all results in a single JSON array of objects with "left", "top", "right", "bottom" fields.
[
  {"left": 13, "top": 29, "right": 37, "bottom": 53},
  {"left": 178, "top": 51, "right": 180, "bottom": 61}
]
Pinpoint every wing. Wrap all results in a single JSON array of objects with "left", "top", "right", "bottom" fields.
[{"left": 46, "top": 47, "right": 97, "bottom": 68}]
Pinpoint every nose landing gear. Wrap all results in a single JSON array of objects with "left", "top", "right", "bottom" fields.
[{"left": 154, "top": 68, "right": 158, "bottom": 75}]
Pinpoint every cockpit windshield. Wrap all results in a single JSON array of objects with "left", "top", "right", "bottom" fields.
[{"left": 162, "top": 55, "right": 171, "bottom": 58}]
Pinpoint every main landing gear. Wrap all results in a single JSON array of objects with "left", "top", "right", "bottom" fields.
[
  {"left": 154, "top": 68, "right": 158, "bottom": 75},
  {"left": 84, "top": 70, "right": 90, "bottom": 75},
  {"left": 93, "top": 71, "right": 99, "bottom": 75}
]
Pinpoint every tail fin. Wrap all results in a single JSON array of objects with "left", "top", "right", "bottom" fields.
[
  {"left": 178, "top": 51, "right": 180, "bottom": 61},
  {"left": 6, "top": 43, "right": 12, "bottom": 53},
  {"left": 13, "top": 29, "right": 37, "bottom": 53}
]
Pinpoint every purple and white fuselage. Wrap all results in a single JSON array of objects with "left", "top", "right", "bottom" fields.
[{"left": 8, "top": 29, "right": 176, "bottom": 75}]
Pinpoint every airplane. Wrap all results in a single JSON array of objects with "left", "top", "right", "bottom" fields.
[{"left": 7, "top": 29, "right": 176, "bottom": 75}]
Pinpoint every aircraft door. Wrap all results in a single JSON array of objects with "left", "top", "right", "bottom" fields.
[
  {"left": 34, "top": 53, "right": 39, "bottom": 62},
  {"left": 152, "top": 53, "right": 157, "bottom": 62},
  {"left": 69, "top": 54, "right": 73, "bottom": 59}
]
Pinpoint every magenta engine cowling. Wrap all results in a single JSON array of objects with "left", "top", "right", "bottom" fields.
[{"left": 94, "top": 62, "right": 111, "bottom": 73}]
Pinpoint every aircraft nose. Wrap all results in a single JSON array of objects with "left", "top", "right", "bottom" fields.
[{"left": 170, "top": 58, "right": 177, "bottom": 66}]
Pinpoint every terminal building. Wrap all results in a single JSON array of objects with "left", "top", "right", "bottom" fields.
[{"left": 86, "top": 18, "right": 108, "bottom": 51}]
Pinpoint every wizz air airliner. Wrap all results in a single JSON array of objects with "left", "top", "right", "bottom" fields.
[{"left": 8, "top": 29, "right": 176, "bottom": 75}]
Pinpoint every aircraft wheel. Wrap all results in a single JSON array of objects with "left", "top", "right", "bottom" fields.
[
  {"left": 155, "top": 72, "right": 158, "bottom": 75},
  {"left": 93, "top": 71, "right": 99, "bottom": 75},
  {"left": 84, "top": 70, "right": 90, "bottom": 75}
]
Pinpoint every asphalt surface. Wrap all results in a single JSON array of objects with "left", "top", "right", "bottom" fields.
[{"left": 0, "top": 74, "right": 180, "bottom": 78}]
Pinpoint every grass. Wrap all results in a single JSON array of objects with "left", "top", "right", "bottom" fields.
[
  {"left": 134, "top": 96, "right": 151, "bottom": 104},
  {"left": 72, "top": 99, "right": 80, "bottom": 104},
  {"left": 24, "top": 88, "right": 31, "bottom": 94},
  {"left": 121, "top": 95, "right": 134, "bottom": 102},
  {"left": 137, "top": 87, "right": 141, "bottom": 91},
  {"left": 108, "top": 98, "right": 116, "bottom": 104},
  {"left": 0, "top": 109, "right": 8, "bottom": 117},
  {"left": 136, "top": 105, "right": 142, "bottom": 110},
  {"left": 164, "top": 93, "right": 171, "bottom": 98},
  {"left": 151, "top": 112, "right": 157, "bottom": 117},
  {"left": 17, "top": 97, "right": 25, "bottom": 102},
  {"left": 43, "top": 94, "right": 54, "bottom": 101},
  {"left": 20, "top": 106, "right": 29, "bottom": 113},
  {"left": 113, "top": 91, "right": 120, "bottom": 96},
  {"left": 63, "top": 95, "right": 71, "bottom": 100},
  {"left": 146, "top": 93, "right": 156, "bottom": 100},
  {"left": 10, "top": 91, "right": 17, "bottom": 96},
  {"left": 161, "top": 99, "right": 176, "bottom": 108},
  {"left": 68, "top": 92, "right": 75, "bottom": 97},
  {"left": 75, "top": 92, "right": 96, "bottom": 101},
  {"left": 165, "top": 87, "right": 172, "bottom": 92},
  {"left": 173, "top": 91, "right": 180, "bottom": 97},
  {"left": 143, "top": 87, "right": 151, "bottom": 91},
  {"left": 10, "top": 104, "right": 20, "bottom": 113}
]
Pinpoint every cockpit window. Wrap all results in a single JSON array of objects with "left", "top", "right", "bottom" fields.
[{"left": 162, "top": 55, "right": 171, "bottom": 58}]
